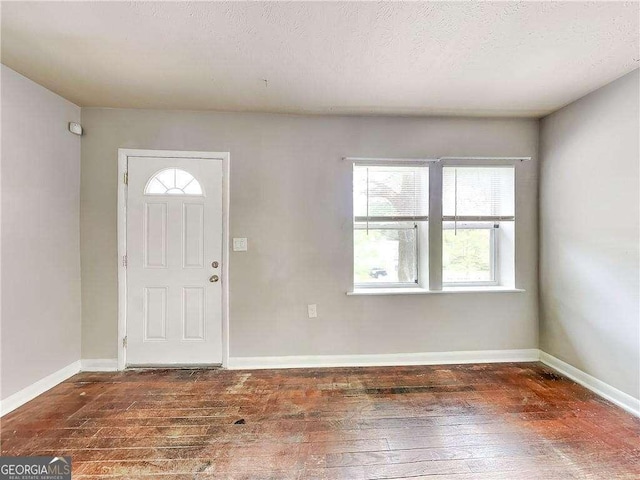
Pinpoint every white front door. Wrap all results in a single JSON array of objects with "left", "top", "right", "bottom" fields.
[{"left": 126, "top": 156, "right": 223, "bottom": 366}]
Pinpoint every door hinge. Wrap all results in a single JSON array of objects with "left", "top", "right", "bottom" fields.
[
  {"left": 123, "top": 171, "right": 128, "bottom": 185},
  {"left": 122, "top": 336, "right": 127, "bottom": 348},
  {"left": 122, "top": 255, "right": 127, "bottom": 268}
]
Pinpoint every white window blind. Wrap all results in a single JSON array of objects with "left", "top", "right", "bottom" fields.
[
  {"left": 442, "top": 166, "right": 514, "bottom": 221},
  {"left": 353, "top": 165, "right": 429, "bottom": 222}
]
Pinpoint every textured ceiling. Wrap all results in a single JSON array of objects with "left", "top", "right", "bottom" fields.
[{"left": 1, "top": 1, "right": 638, "bottom": 117}]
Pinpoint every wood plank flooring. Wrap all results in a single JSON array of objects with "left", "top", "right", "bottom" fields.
[{"left": 1, "top": 363, "right": 639, "bottom": 479}]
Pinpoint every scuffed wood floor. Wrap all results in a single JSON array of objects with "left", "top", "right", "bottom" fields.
[{"left": 1, "top": 363, "right": 639, "bottom": 479}]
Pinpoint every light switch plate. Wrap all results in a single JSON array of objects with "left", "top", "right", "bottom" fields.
[
  {"left": 307, "top": 304, "right": 317, "bottom": 318},
  {"left": 233, "top": 237, "right": 248, "bottom": 251}
]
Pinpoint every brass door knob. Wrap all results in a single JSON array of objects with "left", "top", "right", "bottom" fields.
[{"left": 209, "top": 275, "right": 219, "bottom": 283}]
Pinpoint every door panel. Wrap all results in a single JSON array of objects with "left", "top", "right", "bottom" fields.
[
  {"left": 144, "top": 203, "right": 167, "bottom": 268},
  {"left": 183, "top": 287, "right": 205, "bottom": 340},
  {"left": 183, "top": 203, "right": 204, "bottom": 268},
  {"left": 126, "top": 157, "right": 222, "bottom": 366},
  {"left": 144, "top": 287, "right": 167, "bottom": 340}
]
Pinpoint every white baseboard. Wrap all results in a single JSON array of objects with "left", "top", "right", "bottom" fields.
[
  {"left": 3, "top": 352, "right": 636, "bottom": 419},
  {"left": 228, "top": 349, "right": 540, "bottom": 370},
  {"left": 539, "top": 351, "right": 640, "bottom": 417},
  {"left": 80, "top": 359, "right": 119, "bottom": 372},
  {"left": 0, "top": 360, "right": 81, "bottom": 417}
]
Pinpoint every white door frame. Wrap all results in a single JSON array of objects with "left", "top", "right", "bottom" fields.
[{"left": 117, "top": 149, "right": 230, "bottom": 370}]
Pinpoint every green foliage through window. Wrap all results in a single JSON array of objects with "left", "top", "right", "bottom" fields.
[{"left": 443, "top": 228, "right": 492, "bottom": 283}]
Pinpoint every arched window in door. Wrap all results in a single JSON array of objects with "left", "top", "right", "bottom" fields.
[{"left": 144, "top": 168, "right": 203, "bottom": 195}]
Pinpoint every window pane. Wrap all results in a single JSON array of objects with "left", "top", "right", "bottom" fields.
[
  {"left": 354, "top": 166, "right": 428, "bottom": 219},
  {"left": 443, "top": 225, "right": 493, "bottom": 283},
  {"left": 146, "top": 178, "right": 166, "bottom": 194},
  {"left": 144, "top": 168, "right": 203, "bottom": 195},
  {"left": 443, "top": 167, "right": 514, "bottom": 217},
  {"left": 175, "top": 169, "right": 194, "bottom": 189},
  {"left": 156, "top": 169, "right": 176, "bottom": 189},
  {"left": 182, "top": 181, "right": 203, "bottom": 195},
  {"left": 354, "top": 227, "right": 417, "bottom": 284}
]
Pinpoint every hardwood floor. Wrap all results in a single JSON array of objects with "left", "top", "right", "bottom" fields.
[{"left": 1, "top": 363, "right": 639, "bottom": 479}]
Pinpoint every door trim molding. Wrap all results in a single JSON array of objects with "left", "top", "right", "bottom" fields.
[{"left": 117, "top": 149, "right": 231, "bottom": 370}]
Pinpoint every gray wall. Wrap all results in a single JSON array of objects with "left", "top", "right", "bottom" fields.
[
  {"left": 81, "top": 109, "right": 539, "bottom": 360},
  {"left": 539, "top": 69, "right": 640, "bottom": 399},
  {"left": 1, "top": 66, "right": 81, "bottom": 399}
]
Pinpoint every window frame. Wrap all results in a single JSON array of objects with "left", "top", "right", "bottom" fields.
[
  {"left": 351, "top": 158, "right": 520, "bottom": 291},
  {"left": 352, "top": 161, "right": 430, "bottom": 289}
]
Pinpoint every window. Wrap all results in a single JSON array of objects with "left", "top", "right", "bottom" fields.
[
  {"left": 353, "top": 164, "right": 428, "bottom": 287},
  {"left": 145, "top": 168, "right": 203, "bottom": 195},
  {"left": 443, "top": 223, "right": 496, "bottom": 284},
  {"left": 442, "top": 166, "right": 514, "bottom": 286},
  {"left": 352, "top": 161, "right": 516, "bottom": 291}
]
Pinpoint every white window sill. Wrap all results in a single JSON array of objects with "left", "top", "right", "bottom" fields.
[{"left": 347, "top": 287, "right": 525, "bottom": 296}]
